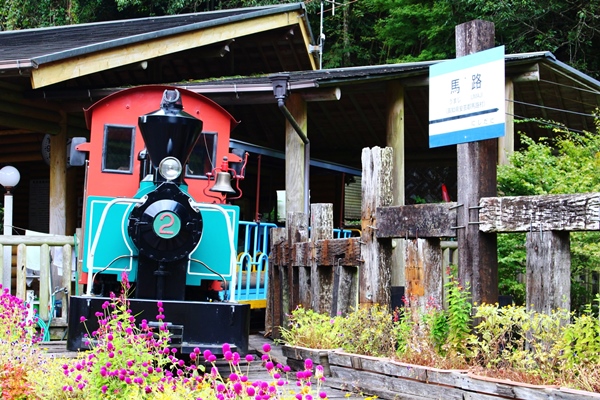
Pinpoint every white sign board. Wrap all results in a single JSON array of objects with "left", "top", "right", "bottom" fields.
[{"left": 429, "top": 46, "right": 505, "bottom": 148}]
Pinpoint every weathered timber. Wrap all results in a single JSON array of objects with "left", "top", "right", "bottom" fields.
[
  {"left": 376, "top": 202, "right": 458, "bottom": 238},
  {"left": 266, "top": 227, "right": 286, "bottom": 338},
  {"left": 269, "top": 229, "right": 288, "bottom": 266},
  {"left": 328, "top": 352, "right": 600, "bottom": 400},
  {"left": 456, "top": 20, "right": 499, "bottom": 306},
  {"left": 332, "top": 264, "right": 358, "bottom": 317},
  {"left": 311, "top": 204, "right": 334, "bottom": 313},
  {"left": 360, "top": 147, "right": 393, "bottom": 306},
  {"left": 404, "top": 238, "right": 443, "bottom": 310},
  {"left": 293, "top": 238, "right": 361, "bottom": 267},
  {"left": 287, "top": 212, "right": 307, "bottom": 317},
  {"left": 526, "top": 231, "right": 570, "bottom": 313},
  {"left": 330, "top": 365, "right": 468, "bottom": 400},
  {"left": 479, "top": 193, "right": 600, "bottom": 233},
  {"left": 281, "top": 344, "right": 335, "bottom": 376}
]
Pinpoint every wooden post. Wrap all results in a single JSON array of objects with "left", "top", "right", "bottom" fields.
[
  {"left": 386, "top": 80, "right": 406, "bottom": 289},
  {"left": 310, "top": 203, "right": 334, "bottom": 313},
  {"left": 287, "top": 211, "right": 308, "bottom": 315},
  {"left": 455, "top": 20, "right": 499, "bottom": 305},
  {"left": 267, "top": 227, "right": 286, "bottom": 338},
  {"left": 526, "top": 231, "right": 570, "bottom": 313},
  {"left": 16, "top": 244, "right": 26, "bottom": 301},
  {"left": 285, "top": 93, "right": 307, "bottom": 215},
  {"left": 39, "top": 243, "right": 50, "bottom": 322},
  {"left": 360, "top": 147, "right": 393, "bottom": 307},
  {"left": 498, "top": 78, "right": 514, "bottom": 165},
  {"left": 404, "top": 238, "right": 443, "bottom": 310},
  {"left": 50, "top": 131, "right": 67, "bottom": 235}
]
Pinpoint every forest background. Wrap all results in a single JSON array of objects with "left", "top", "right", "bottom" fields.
[
  {"left": 2, "top": 0, "right": 600, "bottom": 309},
  {"left": 1, "top": 0, "right": 599, "bottom": 80}
]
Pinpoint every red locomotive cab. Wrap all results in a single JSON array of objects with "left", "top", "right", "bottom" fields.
[{"left": 79, "top": 85, "right": 240, "bottom": 201}]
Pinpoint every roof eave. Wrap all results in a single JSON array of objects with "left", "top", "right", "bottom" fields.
[{"left": 31, "top": 3, "right": 309, "bottom": 66}]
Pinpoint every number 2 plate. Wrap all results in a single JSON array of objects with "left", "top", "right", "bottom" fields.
[{"left": 153, "top": 211, "right": 181, "bottom": 239}]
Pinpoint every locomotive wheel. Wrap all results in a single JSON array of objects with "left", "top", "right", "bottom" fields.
[{"left": 128, "top": 182, "right": 203, "bottom": 262}]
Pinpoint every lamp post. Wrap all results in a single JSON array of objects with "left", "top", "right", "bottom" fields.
[{"left": 0, "top": 166, "right": 20, "bottom": 294}]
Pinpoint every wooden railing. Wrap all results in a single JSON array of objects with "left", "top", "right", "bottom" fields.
[{"left": 0, "top": 235, "right": 76, "bottom": 326}]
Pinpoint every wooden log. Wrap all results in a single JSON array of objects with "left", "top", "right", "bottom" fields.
[
  {"left": 360, "top": 147, "right": 393, "bottom": 307},
  {"left": 404, "top": 238, "right": 443, "bottom": 310},
  {"left": 311, "top": 204, "right": 334, "bottom": 314},
  {"left": 479, "top": 193, "right": 600, "bottom": 233},
  {"left": 455, "top": 20, "right": 499, "bottom": 306},
  {"left": 526, "top": 231, "right": 571, "bottom": 313},
  {"left": 377, "top": 203, "right": 458, "bottom": 238}
]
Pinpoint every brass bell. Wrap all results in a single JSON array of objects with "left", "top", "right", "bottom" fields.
[{"left": 209, "top": 171, "right": 236, "bottom": 194}]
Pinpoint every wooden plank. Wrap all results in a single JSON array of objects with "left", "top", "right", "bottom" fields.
[
  {"left": 455, "top": 20, "right": 499, "bottom": 306},
  {"left": 329, "top": 352, "right": 600, "bottom": 400},
  {"left": 479, "top": 193, "right": 600, "bottom": 233},
  {"left": 330, "top": 366, "right": 466, "bottom": 400},
  {"left": 360, "top": 147, "right": 393, "bottom": 306},
  {"left": 0, "top": 235, "right": 75, "bottom": 246},
  {"left": 377, "top": 203, "right": 458, "bottom": 238},
  {"left": 314, "top": 238, "right": 361, "bottom": 266},
  {"left": 526, "top": 231, "right": 571, "bottom": 313}
]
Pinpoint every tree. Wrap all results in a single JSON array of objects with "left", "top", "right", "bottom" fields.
[{"left": 497, "top": 119, "right": 600, "bottom": 310}]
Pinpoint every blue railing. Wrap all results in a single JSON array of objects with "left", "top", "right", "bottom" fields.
[
  {"left": 235, "top": 221, "right": 277, "bottom": 305},
  {"left": 234, "top": 222, "right": 360, "bottom": 307}
]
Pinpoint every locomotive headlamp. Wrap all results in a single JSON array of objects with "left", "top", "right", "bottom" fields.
[{"left": 158, "top": 157, "right": 182, "bottom": 181}]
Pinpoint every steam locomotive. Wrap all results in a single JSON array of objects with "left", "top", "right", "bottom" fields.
[{"left": 66, "top": 85, "right": 252, "bottom": 355}]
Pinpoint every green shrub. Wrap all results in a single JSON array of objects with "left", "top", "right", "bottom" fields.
[{"left": 279, "top": 306, "right": 342, "bottom": 349}]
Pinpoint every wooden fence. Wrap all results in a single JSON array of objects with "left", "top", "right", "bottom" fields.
[
  {"left": 0, "top": 235, "right": 76, "bottom": 327},
  {"left": 267, "top": 146, "right": 600, "bottom": 335}
]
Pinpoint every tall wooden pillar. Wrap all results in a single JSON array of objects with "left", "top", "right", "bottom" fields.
[
  {"left": 499, "top": 78, "right": 514, "bottom": 165},
  {"left": 386, "top": 80, "right": 406, "bottom": 288},
  {"left": 49, "top": 131, "right": 67, "bottom": 235},
  {"left": 455, "top": 20, "right": 499, "bottom": 305},
  {"left": 285, "top": 93, "right": 307, "bottom": 215}
]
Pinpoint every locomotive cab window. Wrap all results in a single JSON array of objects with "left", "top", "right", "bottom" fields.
[
  {"left": 186, "top": 132, "right": 217, "bottom": 179},
  {"left": 103, "top": 125, "right": 135, "bottom": 173}
]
